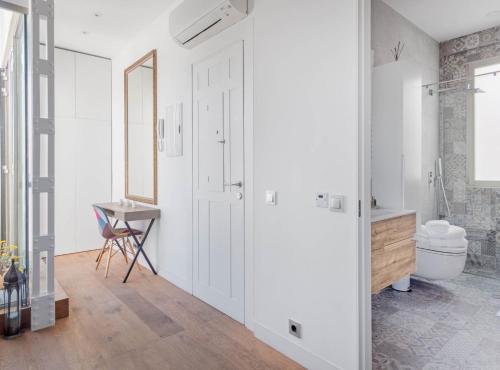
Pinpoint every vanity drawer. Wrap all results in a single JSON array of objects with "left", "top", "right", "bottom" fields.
[
  {"left": 372, "top": 214, "right": 416, "bottom": 251},
  {"left": 372, "top": 238, "right": 416, "bottom": 294}
]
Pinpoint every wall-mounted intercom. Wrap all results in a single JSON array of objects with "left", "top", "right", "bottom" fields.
[
  {"left": 165, "top": 103, "right": 183, "bottom": 157},
  {"left": 157, "top": 118, "right": 165, "bottom": 152}
]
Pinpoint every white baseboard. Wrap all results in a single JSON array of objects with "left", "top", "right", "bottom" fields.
[
  {"left": 253, "top": 322, "right": 341, "bottom": 370},
  {"left": 158, "top": 269, "right": 193, "bottom": 294}
]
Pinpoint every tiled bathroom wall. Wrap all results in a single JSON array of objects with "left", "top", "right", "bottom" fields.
[{"left": 439, "top": 26, "right": 500, "bottom": 277}]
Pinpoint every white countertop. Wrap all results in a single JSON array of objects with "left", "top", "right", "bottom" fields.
[{"left": 371, "top": 208, "right": 416, "bottom": 223}]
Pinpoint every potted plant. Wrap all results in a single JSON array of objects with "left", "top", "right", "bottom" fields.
[{"left": 0, "top": 241, "right": 19, "bottom": 282}]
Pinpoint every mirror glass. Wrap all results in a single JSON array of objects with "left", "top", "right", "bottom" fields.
[{"left": 125, "top": 50, "right": 157, "bottom": 204}]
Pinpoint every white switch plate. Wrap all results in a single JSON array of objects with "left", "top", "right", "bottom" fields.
[
  {"left": 316, "top": 193, "right": 329, "bottom": 208},
  {"left": 265, "top": 190, "right": 276, "bottom": 206},
  {"left": 329, "top": 195, "right": 345, "bottom": 212}
]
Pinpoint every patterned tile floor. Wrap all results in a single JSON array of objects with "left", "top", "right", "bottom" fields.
[{"left": 373, "top": 273, "right": 500, "bottom": 370}]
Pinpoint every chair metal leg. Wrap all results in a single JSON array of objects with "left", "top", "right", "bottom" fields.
[
  {"left": 105, "top": 241, "right": 113, "bottom": 278},
  {"left": 96, "top": 239, "right": 108, "bottom": 262},
  {"left": 96, "top": 240, "right": 109, "bottom": 271}
]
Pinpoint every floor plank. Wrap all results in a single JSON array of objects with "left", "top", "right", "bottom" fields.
[{"left": 0, "top": 251, "right": 304, "bottom": 370}]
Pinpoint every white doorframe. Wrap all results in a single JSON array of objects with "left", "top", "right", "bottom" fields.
[
  {"left": 358, "top": 0, "right": 372, "bottom": 368},
  {"left": 188, "top": 19, "right": 254, "bottom": 330}
]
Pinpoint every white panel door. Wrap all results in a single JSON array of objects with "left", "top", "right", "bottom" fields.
[
  {"left": 193, "top": 42, "right": 245, "bottom": 322},
  {"left": 54, "top": 117, "right": 76, "bottom": 255},
  {"left": 54, "top": 49, "right": 76, "bottom": 255}
]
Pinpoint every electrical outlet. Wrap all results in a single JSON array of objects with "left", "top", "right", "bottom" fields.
[{"left": 289, "top": 319, "right": 302, "bottom": 338}]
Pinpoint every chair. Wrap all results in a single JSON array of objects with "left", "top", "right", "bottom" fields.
[{"left": 93, "top": 205, "right": 143, "bottom": 278}]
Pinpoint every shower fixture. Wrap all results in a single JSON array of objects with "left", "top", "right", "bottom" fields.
[
  {"left": 425, "top": 82, "right": 486, "bottom": 96},
  {"left": 464, "top": 82, "right": 486, "bottom": 94},
  {"left": 436, "top": 158, "right": 450, "bottom": 218},
  {"left": 423, "top": 67, "right": 499, "bottom": 95}
]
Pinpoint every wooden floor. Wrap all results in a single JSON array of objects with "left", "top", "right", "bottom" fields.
[{"left": 0, "top": 251, "right": 303, "bottom": 370}]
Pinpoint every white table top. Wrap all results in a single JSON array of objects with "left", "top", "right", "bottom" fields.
[{"left": 94, "top": 202, "right": 161, "bottom": 222}]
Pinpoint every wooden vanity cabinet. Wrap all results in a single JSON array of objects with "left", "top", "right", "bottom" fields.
[{"left": 371, "top": 214, "right": 416, "bottom": 294}]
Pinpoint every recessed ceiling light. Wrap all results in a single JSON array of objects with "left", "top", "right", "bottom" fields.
[{"left": 486, "top": 10, "right": 500, "bottom": 17}]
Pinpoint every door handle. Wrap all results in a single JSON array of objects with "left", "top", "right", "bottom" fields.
[{"left": 225, "top": 181, "right": 243, "bottom": 188}]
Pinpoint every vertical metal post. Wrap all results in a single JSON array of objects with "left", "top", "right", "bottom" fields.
[{"left": 28, "top": 0, "right": 55, "bottom": 331}]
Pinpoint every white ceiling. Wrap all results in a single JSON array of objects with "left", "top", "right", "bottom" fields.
[
  {"left": 55, "top": 0, "right": 176, "bottom": 58},
  {"left": 382, "top": 0, "right": 500, "bottom": 42}
]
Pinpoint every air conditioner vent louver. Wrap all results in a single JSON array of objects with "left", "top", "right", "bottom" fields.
[
  {"left": 181, "top": 19, "right": 222, "bottom": 45},
  {"left": 170, "top": 0, "right": 248, "bottom": 49}
]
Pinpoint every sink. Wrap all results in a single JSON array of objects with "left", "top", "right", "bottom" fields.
[{"left": 371, "top": 208, "right": 416, "bottom": 222}]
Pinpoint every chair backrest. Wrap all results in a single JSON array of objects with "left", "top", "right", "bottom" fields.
[{"left": 93, "top": 206, "right": 111, "bottom": 238}]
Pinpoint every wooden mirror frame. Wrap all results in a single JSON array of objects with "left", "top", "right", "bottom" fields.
[{"left": 124, "top": 49, "right": 158, "bottom": 205}]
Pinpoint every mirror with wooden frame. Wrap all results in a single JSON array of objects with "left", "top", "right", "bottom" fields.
[{"left": 124, "top": 49, "right": 157, "bottom": 204}]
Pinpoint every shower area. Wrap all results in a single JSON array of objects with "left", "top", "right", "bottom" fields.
[{"left": 436, "top": 26, "right": 500, "bottom": 278}]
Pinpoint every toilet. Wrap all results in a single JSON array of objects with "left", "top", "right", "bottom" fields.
[{"left": 414, "top": 220, "right": 468, "bottom": 280}]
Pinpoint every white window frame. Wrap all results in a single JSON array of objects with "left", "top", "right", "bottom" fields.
[{"left": 467, "top": 55, "right": 500, "bottom": 188}]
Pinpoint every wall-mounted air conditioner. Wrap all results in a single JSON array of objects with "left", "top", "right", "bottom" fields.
[{"left": 169, "top": 0, "right": 248, "bottom": 49}]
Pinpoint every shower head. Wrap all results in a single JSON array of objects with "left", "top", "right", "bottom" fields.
[{"left": 465, "top": 82, "right": 486, "bottom": 94}]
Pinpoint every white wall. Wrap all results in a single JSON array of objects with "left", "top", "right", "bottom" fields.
[
  {"left": 372, "top": 62, "right": 423, "bottom": 224},
  {"left": 372, "top": 0, "right": 439, "bottom": 223},
  {"left": 111, "top": 1, "right": 361, "bottom": 369}
]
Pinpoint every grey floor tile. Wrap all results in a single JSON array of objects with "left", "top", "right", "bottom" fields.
[{"left": 373, "top": 273, "right": 500, "bottom": 369}]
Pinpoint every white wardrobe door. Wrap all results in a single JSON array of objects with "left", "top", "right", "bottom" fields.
[
  {"left": 75, "top": 53, "right": 111, "bottom": 121},
  {"left": 55, "top": 49, "right": 76, "bottom": 255},
  {"left": 75, "top": 119, "right": 111, "bottom": 252},
  {"left": 55, "top": 50, "right": 111, "bottom": 255},
  {"left": 55, "top": 49, "right": 75, "bottom": 118},
  {"left": 55, "top": 118, "right": 76, "bottom": 255}
]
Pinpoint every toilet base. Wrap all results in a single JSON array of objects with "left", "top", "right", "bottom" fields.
[{"left": 414, "top": 248, "right": 466, "bottom": 280}]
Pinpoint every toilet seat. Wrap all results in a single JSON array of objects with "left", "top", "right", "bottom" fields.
[{"left": 417, "top": 245, "right": 466, "bottom": 255}]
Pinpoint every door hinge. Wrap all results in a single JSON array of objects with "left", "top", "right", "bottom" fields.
[{"left": 358, "top": 200, "right": 361, "bottom": 218}]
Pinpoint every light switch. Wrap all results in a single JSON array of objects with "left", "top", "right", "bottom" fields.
[
  {"left": 265, "top": 190, "right": 276, "bottom": 206},
  {"left": 329, "top": 195, "right": 345, "bottom": 212}
]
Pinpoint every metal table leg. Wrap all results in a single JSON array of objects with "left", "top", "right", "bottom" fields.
[{"left": 123, "top": 219, "right": 157, "bottom": 283}]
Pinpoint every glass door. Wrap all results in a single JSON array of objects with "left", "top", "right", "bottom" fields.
[{"left": 0, "top": 13, "right": 28, "bottom": 308}]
